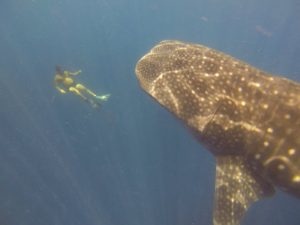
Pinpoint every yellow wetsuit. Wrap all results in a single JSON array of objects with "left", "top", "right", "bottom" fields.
[{"left": 54, "top": 65, "right": 110, "bottom": 108}]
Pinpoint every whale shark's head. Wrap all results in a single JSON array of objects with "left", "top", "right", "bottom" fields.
[{"left": 135, "top": 40, "right": 248, "bottom": 134}]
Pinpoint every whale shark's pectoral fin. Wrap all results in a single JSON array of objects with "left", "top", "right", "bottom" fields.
[{"left": 213, "top": 156, "right": 275, "bottom": 225}]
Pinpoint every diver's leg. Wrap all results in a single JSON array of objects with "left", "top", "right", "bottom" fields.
[
  {"left": 76, "top": 84, "right": 98, "bottom": 97},
  {"left": 75, "top": 84, "right": 111, "bottom": 101},
  {"left": 75, "top": 83, "right": 108, "bottom": 100},
  {"left": 72, "top": 85, "right": 100, "bottom": 108},
  {"left": 69, "top": 87, "right": 88, "bottom": 101}
]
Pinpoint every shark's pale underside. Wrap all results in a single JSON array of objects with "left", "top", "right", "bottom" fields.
[{"left": 135, "top": 40, "right": 300, "bottom": 225}]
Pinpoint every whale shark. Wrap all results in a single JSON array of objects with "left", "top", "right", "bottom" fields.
[{"left": 135, "top": 40, "right": 300, "bottom": 225}]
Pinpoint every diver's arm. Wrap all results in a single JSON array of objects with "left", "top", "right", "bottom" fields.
[
  {"left": 56, "top": 86, "right": 67, "bottom": 94},
  {"left": 54, "top": 78, "right": 67, "bottom": 94},
  {"left": 65, "top": 70, "right": 82, "bottom": 76}
]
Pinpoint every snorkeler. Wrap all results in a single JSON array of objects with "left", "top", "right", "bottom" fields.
[{"left": 54, "top": 65, "right": 110, "bottom": 108}]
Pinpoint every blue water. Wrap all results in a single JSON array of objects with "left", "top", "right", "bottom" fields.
[{"left": 0, "top": 0, "right": 299, "bottom": 225}]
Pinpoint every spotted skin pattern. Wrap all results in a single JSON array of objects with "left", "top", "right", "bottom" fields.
[{"left": 135, "top": 40, "right": 300, "bottom": 225}]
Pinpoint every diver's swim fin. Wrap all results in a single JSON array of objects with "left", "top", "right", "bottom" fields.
[{"left": 96, "top": 94, "right": 111, "bottom": 101}]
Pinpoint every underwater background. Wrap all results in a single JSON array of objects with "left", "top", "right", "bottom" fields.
[{"left": 0, "top": 0, "right": 300, "bottom": 225}]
